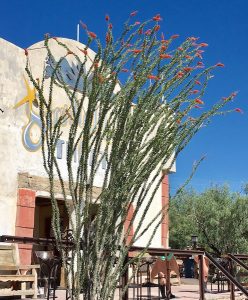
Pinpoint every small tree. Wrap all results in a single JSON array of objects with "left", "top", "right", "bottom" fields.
[
  {"left": 25, "top": 12, "right": 237, "bottom": 300},
  {"left": 170, "top": 186, "right": 248, "bottom": 255}
]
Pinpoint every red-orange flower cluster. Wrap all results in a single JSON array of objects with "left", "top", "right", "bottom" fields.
[
  {"left": 80, "top": 21, "right": 87, "bottom": 29},
  {"left": 199, "top": 42, "right": 208, "bottom": 47},
  {"left": 177, "top": 71, "right": 184, "bottom": 78},
  {"left": 131, "top": 49, "right": 142, "bottom": 54},
  {"left": 191, "top": 90, "right": 199, "bottom": 94},
  {"left": 161, "top": 39, "right": 169, "bottom": 44},
  {"left": 88, "top": 31, "right": 97, "bottom": 39},
  {"left": 160, "top": 54, "right": 172, "bottom": 59},
  {"left": 171, "top": 34, "right": 179, "bottom": 39},
  {"left": 145, "top": 29, "right": 152, "bottom": 35},
  {"left": 106, "top": 33, "right": 111, "bottom": 43},
  {"left": 195, "top": 98, "right": 204, "bottom": 105},
  {"left": 130, "top": 11, "right": 138, "bottom": 17},
  {"left": 185, "top": 55, "right": 192, "bottom": 59},
  {"left": 188, "top": 37, "right": 199, "bottom": 41},
  {"left": 216, "top": 62, "right": 225, "bottom": 67},
  {"left": 153, "top": 14, "right": 162, "bottom": 21},
  {"left": 183, "top": 67, "right": 193, "bottom": 72},
  {"left": 154, "top": 25, "right": 160, "bottom": 32},
  {"left": 160, "top": 45, "right": 167, "bottom": 52},
  {"left": 147, "top": 75, "right": 160, "bottom": 80}
]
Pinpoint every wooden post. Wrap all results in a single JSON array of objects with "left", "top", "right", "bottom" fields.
[
  {"left": 166, "top": 260, "right": 171, "bottom": 298},
  {"left": 32, "top": 267, "right": 38, "bottom": 299},
  {"left": 198, "top": 255, "right": 205, "bottom": 300},
  {"left": 229, "top": 259, "right": 235, "bottom": 300},
  {"left": 122, "top": 255, "right": 129, "bottom": 300},
  {"left": 21, "top": 281, "right": 26, "bottom": 299}
]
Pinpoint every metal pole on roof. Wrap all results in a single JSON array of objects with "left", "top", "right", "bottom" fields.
[{"left": 77, "top": 24, "right": 80, "bottom": 42}]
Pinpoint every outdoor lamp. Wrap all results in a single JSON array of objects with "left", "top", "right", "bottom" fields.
[{"left": 191, "top": 235, "right": 198, "bottom": 249}]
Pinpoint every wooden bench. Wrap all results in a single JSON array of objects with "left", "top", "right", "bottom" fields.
[{"left": 0, "top": 244, "right": 39, "bottom": 299}]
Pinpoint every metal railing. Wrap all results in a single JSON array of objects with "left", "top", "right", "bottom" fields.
[
  {"left": 121, "top": 247, "right": 248, "bottom": 300},
  {"left": 205, "top": 252, "right": 248, "bottom": 300},
  {"left": 120, "top": 246, "right": 206, "bottom": 300},
  {"left": 228, "top": 253, "right": 248, "bottom": 272}
]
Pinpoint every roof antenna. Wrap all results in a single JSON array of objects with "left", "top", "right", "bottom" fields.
[{"left": 77, "top": 24, "right": 80, "bottom": 42}]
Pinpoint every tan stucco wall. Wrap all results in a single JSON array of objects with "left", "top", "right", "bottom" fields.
[{"left": 0, "top": 38, "right": 26, "bottom": 235}]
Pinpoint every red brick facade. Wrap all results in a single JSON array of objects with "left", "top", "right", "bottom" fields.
[
  {"left": 161, "top": 174, "right": 169, "bottom": 247},
  {"left": 15, "top": 188, "right": 35, "bottom": 264},
  {"left": 124, "top": 204, "right": 134, "bottom": 245}
]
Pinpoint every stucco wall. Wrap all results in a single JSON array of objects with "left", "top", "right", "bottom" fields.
[{"left": 0, "top": 38, "right": 26, "bottom": 235}]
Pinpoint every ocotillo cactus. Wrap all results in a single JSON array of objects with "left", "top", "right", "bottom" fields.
[{"left": 25, "top": 12, "right": 238, "bottom": 300}]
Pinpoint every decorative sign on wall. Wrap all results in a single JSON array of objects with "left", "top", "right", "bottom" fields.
[
  {"left": 14, "top": 58, "right": 107, "bottom": 170},
  {"left": 44, "top": 55, "right": 93, "bottom": 91},
  {"left": 14, "top": 77, "right": 41, "bottom": 151}
]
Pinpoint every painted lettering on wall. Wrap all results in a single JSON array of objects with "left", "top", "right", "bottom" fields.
[{"left": 56, "top": 138, "right": 107, "bottom": 170}]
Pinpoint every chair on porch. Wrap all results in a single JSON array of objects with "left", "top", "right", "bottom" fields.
[
  {"left": 0, "top": 244, "right": 39, "bottom": 299},
  {"left": 34, "top": 250, "right": 61, "bottom": 300}
]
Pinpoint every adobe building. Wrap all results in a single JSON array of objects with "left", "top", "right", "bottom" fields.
[{"left": 0, "top": 37, "right": 175, "bottom": 264}]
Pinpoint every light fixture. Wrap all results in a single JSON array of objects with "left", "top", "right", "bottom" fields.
[{"left": 191, "top": 235, "right": 198, "bottom": 249}]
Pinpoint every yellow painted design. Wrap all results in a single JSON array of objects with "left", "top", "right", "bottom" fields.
[{"left": 14, "top": 76, "right": 36, "bottom": 113}]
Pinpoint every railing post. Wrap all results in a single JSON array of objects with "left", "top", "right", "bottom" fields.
[
  {"left": 166, "top": 260, "right": 171, "bottom": 299},
  {"left": 198, "top": 254, "right": 205, "bottom": 300},
  {"left": 122, "top": 255, "right": 129, "bottom": 300},
  {"left": 229, "top": 258, "right": 235, "bottom": 300}
]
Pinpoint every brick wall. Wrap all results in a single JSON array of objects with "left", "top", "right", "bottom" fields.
[
  {"left": 124, "top": 204, "right": 134, "bottom": 245},
  {"left": 161, "top": 174, "right": 169, "bottom": 248},
  {"left": 15, "top": 188, "right": 35, "bottom": 264}
]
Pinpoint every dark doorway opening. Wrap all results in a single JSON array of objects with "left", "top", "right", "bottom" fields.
[
  {"left": 33, "top": 197, "right": 69, "bottom": 241},
  {"left": 33, "top": 197, "right": 69, "bottom": 289}
]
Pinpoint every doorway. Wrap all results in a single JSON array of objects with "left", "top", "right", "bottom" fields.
[{"left": 33, "top": 197, "right": 69, "bottom": 250}]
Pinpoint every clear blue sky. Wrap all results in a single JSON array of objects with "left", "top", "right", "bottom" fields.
[{"left": 1, "top": 0, "right": 248, "bottom": 194}]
